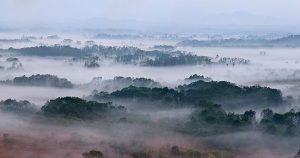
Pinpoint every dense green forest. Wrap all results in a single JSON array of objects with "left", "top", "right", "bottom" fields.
[
  {"left": 0, "top": 74, "right": 73, "bottom": 88},
  {"left": 183, "top": 101, "right": 300, "bottom": 136},
  {"left": 0, "top": 99, "right": 37, "bottom": 114},
  {"left": 41, "top": 97, "right": 126, "bottom": 119},
  {"left": 85, "top": 76, "right": 162, "bottom": 92},
  {"left": 0, "top": 96, "right": 299, "bottom": 137},
  {"left": 90, "top": 80, "right": 284, "bottom": 109},
  {"left": 3, "top": 45, "right": 250, "bottom": 66}
]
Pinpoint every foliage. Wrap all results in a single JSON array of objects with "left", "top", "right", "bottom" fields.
[
  {"left": 41, "top": 97, "right": 126, "bottom": 119},
  {"left": 178, "top": 35, "right": 300, "bottom": 48},
  {"left": 0, "top": 99, "right": 37, "bottom": 114},
  {"left": 260, "top": 109, "right": 300, "bottom": 135},
  {"left": 87, "top": 76, "right": 162, "bottom": 92},
  {"left": 91, "top": 86, "right": 184, "bottom": 107},
  {"left": 153, "top": 45, "right": 176, "bottom": 51},
  {"left": 10, "top": 45, "right": 82, "bottom": 56},
  {"left": 84, "top": 60, "right": 100, "bottom": 68},
  {"left": 183, "top": 102, "right": 300, "bottom": 136},
  {"left": 217, "top": 57, "right": 250, "bottom": 65},
  {"left": 82, "top": 150, "right": 104, "bottom": 158},
  {"left": 8, "top": 45, "right": 215, "bottom": 66},
  {"left": 6, "top": 57, "right": 19, "bottom": 62},
  {"left": 178, "top": 80, "right": 283, "bottom": 108},
  {"left": 5, "top": 74, "right": 74, "bottom": 88},
  {"left": 184, "top": 74, "right": 212, "bottom": 82},
  {"left": 183, "top": 101, "right": 256, "bottom": 135},
  {"left": 142, "top": 52, "right": 211, "bottom": 66},
  {"left": 91, "top": 80, "right": 284, "bottom": 109}
]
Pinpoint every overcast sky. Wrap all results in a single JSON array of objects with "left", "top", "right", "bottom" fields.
[{"left": 0, "top": 0, "right": 300, "bottom": 32}]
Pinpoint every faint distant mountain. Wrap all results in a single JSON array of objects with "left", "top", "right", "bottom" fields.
[
  {"left": 198, "top": 12, "right": 282, "bottom": 25},
  {"left": 0, "top": 12, "right": 299, "bottom": 34}
]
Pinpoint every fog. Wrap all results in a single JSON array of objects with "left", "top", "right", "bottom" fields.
[
  {"left": 0, "top": 85, "right": 88, "bottom": 105},
  {"left": 1, "top": 45, "right": 300, "bottom": 105},
  {"left": 0, "top": 112, "right": 201, "bottom": 158},
  {"left": 1, "top": 0, "right": 300, "bottom": 157},
  {"left": 1, "top": 20, "right": 300, "bottom": 158}
]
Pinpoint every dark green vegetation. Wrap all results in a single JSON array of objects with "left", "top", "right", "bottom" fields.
[
  {"left": 70, "top": 56, "right": 101, "bottom": 68},
  {"left": 0, "top": 74, "right": 73, "bottom": 88},
  {"left": 153, "top": 45, "right": 176, "bottom": 51},
  {"left": 183, "top": 101, "right": 300, "bottom": 136},
  {"left": 6, "top": 57, "right": 19, "bottom": 62},
  {"left": 8, "top": 45, "right": 82, "bottom": 56},
  {"left": 0, "top": 94, "right": 298, "bottom": 137},
  {"left": 81, "top": 45, "right": 212, "bottom": 66},
  {"left": 3, "top": 45, "right": 250, "bottom": 66},
  {"left": 184, "top": 74, "right": 212, "bottom": 82},
  {"left": 41, "top": 97, "right": 126, "bottom": 119},
  {"left": 259, "top": 108, "right": 300, "bottom": 136},
  {"left": 183, "top": 102, "right": 256, "bottom": 135},
  {"left": 178, "top": 35, "right": 300, "bottom": 48},
  {"left": 0, "top": 97, "right": 125, "bottom": 120},
  {"left": 111, "top": 76, "right": 161, "bottom": 88},
  {"left": 178, "top": 80, "right": 283, "bottom": 108},
  {"left": 87, "top": 76, "right": 162, "bottom": 92},
  {"left": 292, "top": 150, "right": 300, "bottom": 158},
  {"left": 0, "top": 99, "right": 37, "bottom": 114},
  {"left": 217, "top": 57, "right": 250, "bottom": 65},
  {"left": 3, "top": 57, "right": 23, "bottom": 71},
  {"left": 82, "top": 150, "right": 104, "bottom": 158},
  {"left": 92, "top": 86, "right": 183, "bottom": 106},
  {"left": 90, "top": 80, "right": 284, "bottom": 109},
  {"left": 81, "top": 146, "right": 233, "bottom": 158},
  {"left": 141, "top": 52, "right": 211, "bottom": 66},
  {"left": 84, "top": 60, "right": 100, "bottom": 68}
]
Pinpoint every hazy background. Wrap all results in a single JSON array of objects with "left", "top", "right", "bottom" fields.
[{"left": 1, "top": 0, "right": 300, "bottom": 33}]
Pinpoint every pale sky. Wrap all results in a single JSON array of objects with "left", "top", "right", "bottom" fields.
[{"left": 0, "top": 0, "right": 300, "bottom": 32}]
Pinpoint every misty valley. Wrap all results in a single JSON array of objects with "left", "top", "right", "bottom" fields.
[{"left": 1, "top": 33, "right": 300, "bottom": 158}]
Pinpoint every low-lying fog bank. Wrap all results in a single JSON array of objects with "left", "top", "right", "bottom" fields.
[
  {"left": 0, "top": 54, "right": 299, "bottom": 84},
  {"left": 0, "top": 85, "right": 89, "bottom": 105},
  {"left": 1, "top": 34, "right": 300, "bottom": 158},
  {"left": 0, "top": 96, "right": 300, "bottom": 158}
]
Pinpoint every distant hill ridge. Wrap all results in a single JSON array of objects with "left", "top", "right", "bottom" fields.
[{"left": 178, "top": 34, "right": 300, "bottom": 47}]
